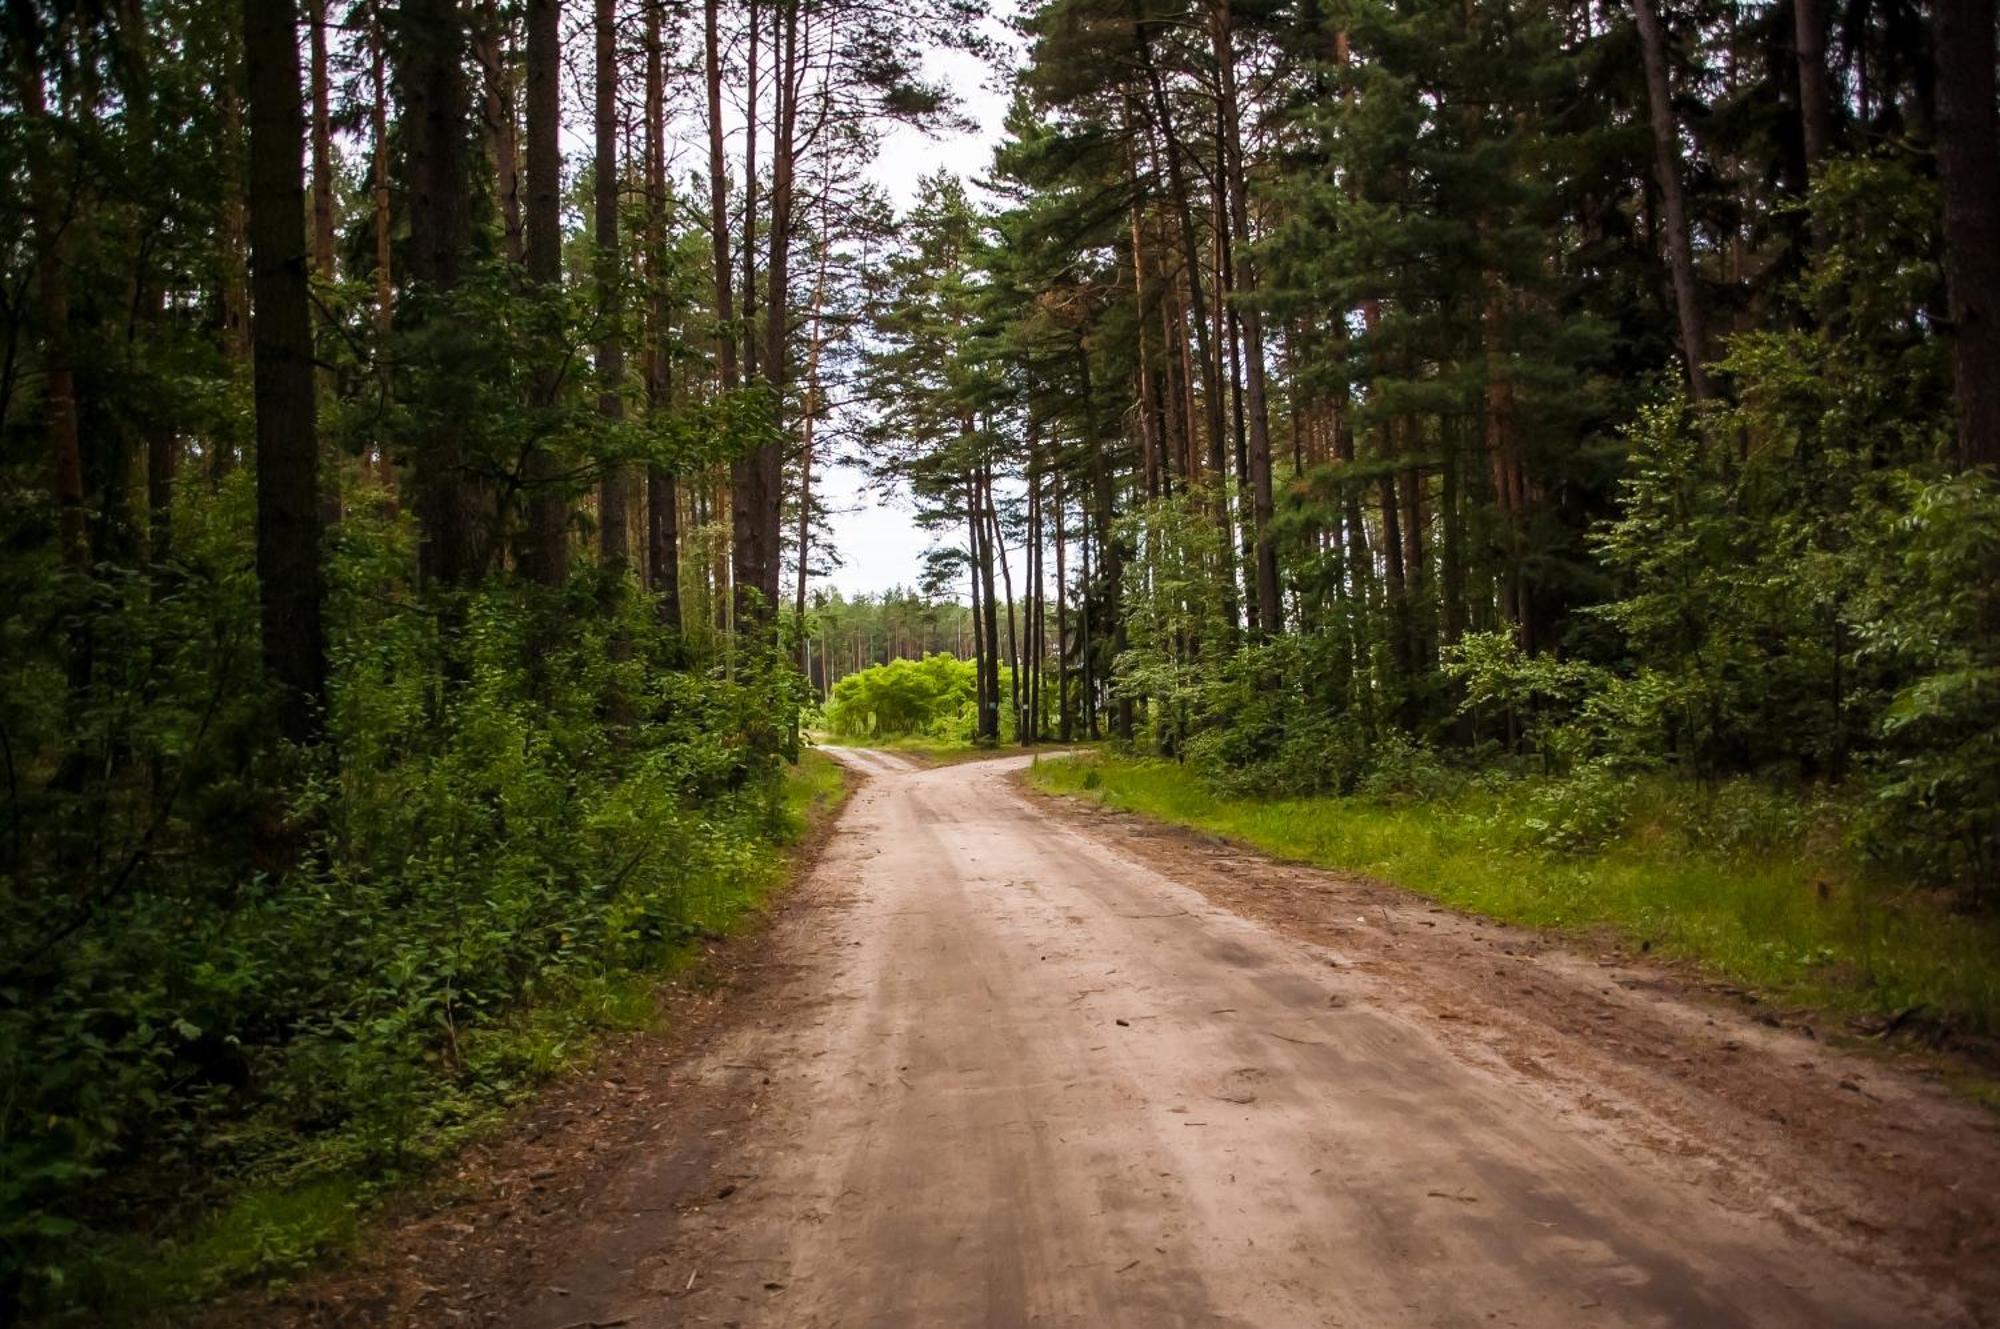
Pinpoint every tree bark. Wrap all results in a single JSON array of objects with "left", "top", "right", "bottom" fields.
[
  {"left": 519, "top": 0, "right": 569, "bottom": 586},
  {"left": 1025, "top": 431, "right": 1044, "bottom": 745},
  {"left": 728, "top": 0, "right": 787, "bottom": 631},
  {"left": 595, "top": 0, "right": 629, "bottom": 574},
  {"left": 308, "top": 0, "right": 336, "bottom": 281},
  {"left": 1078, "top": 343, "right": 1132, "bottom": 740},
  {"left": 967, "top": 467, "right": 996, "bottom": 740},
  {"left": 764, "top": 1, "right": 803, "bottom": 630},
  {"left": 1793, "top": 0, "right": 1832, "bottom": 173},
  {"left": 988, "top": 466, "right": 1021, "bottom": 733},
  {"left": 370, "top": 1, "right": 393, "bottom": 342},
  {"left": 1935, "top": 0, "right": 2000, "bottom": 468},
  {"left": 476, "top": 0, "right": 525, "bottom": 264},
  {"left": 979, "top": 467, "right": 1004, "bottom": 741},
  {"left": 794, "top": 188, "right": 832, "bottom": 641},
  {"left": 705, "top": 0, "right": 739, "bottom": 392},
  {"left": 399, "top": 0, "right": 486, "bottom": 586},
  {"left": 145, "top": 290, "right": 177, "bottom": 575},
  {"left": 1054, "top": 466, "right": 1071, "bottom": 741},
  {"left": 1632, "top": 0, "right": 1713, "bottom": 401},
  {"left": 219, "top": 74, "right": 252, "bottom": 374},
  {"left": 1133, "top": 30, "right": 1238, "bottom": 633},
  {"left": 17, "top": 48, "right": 85, "bottom": 570},
  {"left": 645, "top": 0, "right": 682, "bottom": 626},
  {"left": 244, "top": 0, "right": 328, "bottom": 738},
  {"left": 741, "top": 0, "right": 760, "bottom": 380},
  {"left": 1212, "top": 0, "right": 1281, "bottom": 633}
]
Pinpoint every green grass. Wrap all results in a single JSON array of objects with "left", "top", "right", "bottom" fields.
[
  {"left": 80, "top": 752, "right": 852, "bottom": 1325},
  {"left": 782, "top": 744, "right": 852, "bottom": 822},
  {"left": 1027, "top": 754, "right": 2000, "bottom": 1035}
]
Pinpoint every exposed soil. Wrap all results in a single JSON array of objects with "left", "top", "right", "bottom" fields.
[
  {"left": 223, "top": 749, "right": 1999, "bottom": 1328},
  {"left": 1020, "top": 771, "right": 2000, "bottom": 1323}
]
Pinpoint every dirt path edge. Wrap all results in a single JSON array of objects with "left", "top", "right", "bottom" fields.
[{"left": 1015, "top": 768, "right": 2000, "bottom": 1324}]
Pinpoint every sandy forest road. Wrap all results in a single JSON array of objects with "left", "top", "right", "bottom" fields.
[{"left": 491, "top": 749, "right": 1997, "bottom": 1329}]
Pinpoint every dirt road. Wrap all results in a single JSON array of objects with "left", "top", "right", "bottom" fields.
[{"left": 479, "top": 750, "right": 1992, "bottom": 1329}]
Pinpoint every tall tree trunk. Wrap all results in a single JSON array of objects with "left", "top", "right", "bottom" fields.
[
  {"left": 1378, "top": 470, "right": 1410, "bottom": 676},
  {"left": 1026, "top": 432, "right": 1045, "bottom": 744},
  {"left": 219, "top": 73, "right": 252, "bottom": 374},
  {"left": 1399, "top": 437, "right": 1428, "bottom": 669},
  {"left": 244, "top": 0, "right": 328, "bottom": 738},
  {"left": 761, "top": 0, "right": 801, "bottom": 630},
  {"left": 370, "top": 2, "right": 393, "bottom": 342},
  {"left": 1078, "top": 344, "right": 1132, "bottom": 740},
  {"left": 765, "top": 4, "right": 801, "bottom": 397},
  {"left": 988, "top": 466, "right": 1021, "bottom": 733},
  {"left": 741, "top": 0, "right": 760, "bottom": 381},
  {"left": 1632, "top": 0, "right": 1713, "bottom": 401},
  {"left": 519, "top": 0, "right": 568, "bottom": 586},
  {"left": 1079, "top": 496, "right": 1097, "bottom": 740},
  {"left": 145, "top": 290, "right": 177, "bottom": 576},
  {"left": 1218, "top": 186, "right": 1256, "bottom": 633},
  {"left": 307, "top": 0, "right": 341, "bottom": 526},
  {"left": 645, "top": 0, "right": 682, "bottom": 625},
  {"left": 702, "top": 0, "right": 746, "bottom": 625},
  {"left": 1134, "top": 18, "right": 1238, "bottom": 633},
  {"left": 979, "top": 472, "right": 1003, "bottom": 741},
  {"left": 1367, "top": 296, "right": 1412, "bottom": 681},
  {"left": 967, "top": 467, "right": 995, "bottom": 740},
  {"left": 308, "top": 0, "right": 336, "bottom": 280},
  {"left": 1135, "top": 324, "right": 1162, "bottom": 501},
  {"left": 1054, "top": 466, "right": 1071, "bottom": 742},
  {"left": 595, "top": 0, "right": 629, "bottom": 574},
  {"left": 1330, "top": 25, "right": 1373, "bottom": 643},
  {"left": 794, "top": 188, "right": 832, "bottom": 642},
  {"left": 17, "top": 50, "right": 84, "bottom": 570},
  {"left": 476, "top": 0, "right": 525, "bottom": 264},
  {"left": 398, "top": 0, "right": 485, "bottom": 586},
  {"left": 1213, "top": 0, "right": 1280, "bottom": 632},
  {"left": 1935, "top": 0, "right": 2000, "bottom": 468},
  {"left": 1120, "top": 124, "right": 1165, "bottom": 499},
  {"left": 1793, "top": 0, "right": 1832, "bottom": 173},
  {"left": 1440, "top": 426, "right": 1466, "bottom": 648},
  {"left": 705, "top": 0, "right": 738, "bottom": 392}
]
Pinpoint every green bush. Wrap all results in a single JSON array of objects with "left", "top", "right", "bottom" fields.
[
  {"left": 0, "top": 487, "right": 804, "bottom": 1319},
  {"left": 822, "top": 653, "right": 986, "bottom": 740},
  {"left": 1519, "top": 766, "right": 1637, "bottom": 854}
]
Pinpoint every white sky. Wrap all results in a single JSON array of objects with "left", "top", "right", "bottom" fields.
[{"left": 814, "top": 42, "right": 1011, "bottom": 599}]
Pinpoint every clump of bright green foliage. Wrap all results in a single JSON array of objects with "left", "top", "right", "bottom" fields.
[
  {"left": 823, "top": 653, "right": 982, "bottom": 739},
  {"left": 0, "top": 485, "right": 812, "bottom": 1321},
  {"left": 1029, "top": 754, "right": 2000, "bottom": 1034},
  {"left": 820, "top": 652, "right": 1038, "bottom": 743}
]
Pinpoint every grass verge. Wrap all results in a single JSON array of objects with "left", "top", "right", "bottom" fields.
[
  {"left": 78, "top": 751, "right": 852, "bottom": 1326},
  {"left": 1026, "top": 754, "right": 2000, "bottom": 1036}
]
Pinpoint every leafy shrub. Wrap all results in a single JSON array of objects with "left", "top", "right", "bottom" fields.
[
  {"left": 1669, "top": 778, "right": 1832, "bottom": 856},
  {"left": 821, "top": 652, "right": 985, "bottom": 739},
  {"left": 1519, "top": 765, "right": 1637, "bottom": 853},
  {"left": 1356, "top": 731, "right": 1460, "bottom": 804},
  {"left": 0, "top": 489, "right": 803, "bottom": 1318},
  {"left": 1850, "top": 471, "right": 2000, "bottom": 887}
]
